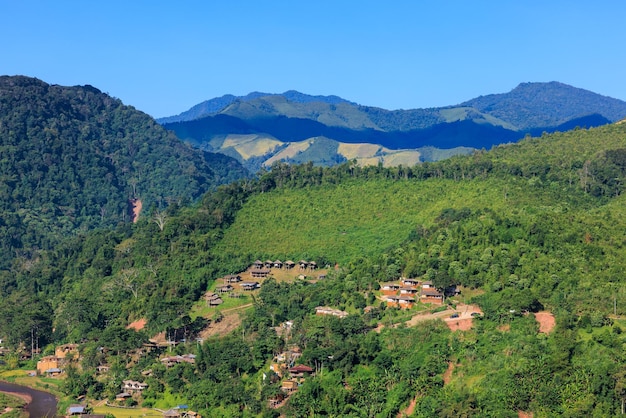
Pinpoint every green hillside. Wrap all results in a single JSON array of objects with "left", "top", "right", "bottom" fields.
[
  {"left": 5, "top": 121, "right": 626, "bottom": 416},
  {"left": 0, "top": 75, "right": 248, "bottom": 268}
]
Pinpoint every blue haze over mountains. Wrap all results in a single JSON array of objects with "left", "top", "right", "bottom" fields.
[{"left": 159, "top": 82, "right": 626, "bottom": 167}]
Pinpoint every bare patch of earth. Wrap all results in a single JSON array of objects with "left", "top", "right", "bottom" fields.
[
  {"left": 534, "top": 311, "right": 556, "bottom": 334},
  {"left": 127, "top": 318, "right": 147, "bottom": 331}
]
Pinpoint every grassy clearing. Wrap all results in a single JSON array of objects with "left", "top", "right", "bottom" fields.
[
  {"left": 217, "top": 177, "right": 547, "bottom": 264},
  {"left": 92, "top": 405, "right": 163, "bottom": 418}
]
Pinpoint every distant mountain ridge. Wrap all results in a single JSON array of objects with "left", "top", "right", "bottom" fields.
[
  {"left": 158, "top": 90, "right": 354, "bottom": 124},
  {"left": 160, "top": 82, "right": 626, "bottom": 171}
]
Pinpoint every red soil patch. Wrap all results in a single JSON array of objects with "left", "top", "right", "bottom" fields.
[
  {"left": 534, "top": 311, "right": 556, "bottom": 334},
  {"left": 445, "top": 318, "right": 473, "bottom": 331},
  {"left": 397, "top": 397, "right": 417, "bottom": 418},
  {"left": 127, "top": 318, "right": 147, "bottom": 331},
  {"left": 130, "top": 199, "right": 142, "bottom": 223},
  {"left": 442, "top": 361, "right": 455, "bottom": 385},
  {"left": 518, "top": 411, "right": 533, "bottom": 418}
]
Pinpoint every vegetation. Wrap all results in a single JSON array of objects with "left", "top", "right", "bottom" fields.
[
  {"left": 0, "top": 75, "right": 249, "bottom": 270},
  {"left": 4, "top": 110, "right": 626, "bottom": 415}
]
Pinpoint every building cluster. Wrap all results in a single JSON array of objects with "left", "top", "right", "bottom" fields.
[
  {"left": 35, "top": 343, "right": 79, "bottom": 376},
  {"left": 380, "top": 278, "right": 447, "bottom": 308},
  {"left": 267, "top": 346, "right": 315, "bottom": 408}
]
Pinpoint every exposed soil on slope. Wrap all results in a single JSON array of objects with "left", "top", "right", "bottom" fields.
[
  {"left": 130, "top": 199, "right": 142, "bottom": 223},
  {"left": 534, "top": 311, "right": 556, "bottom": 334},
  {"left": 127, "top": 318, "right": 147, "bottom": 331}
]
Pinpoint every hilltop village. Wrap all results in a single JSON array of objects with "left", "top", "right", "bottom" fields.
[{"left": 0, "top": 256, "right": 558, "bottom": 418}]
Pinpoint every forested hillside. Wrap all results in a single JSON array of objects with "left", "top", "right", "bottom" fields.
[
  {"left": 0, "top": 76, "right": 248, "bottom": 269},
  {"left": 3, "top": 121, "right": 626, "bottom": 416}
]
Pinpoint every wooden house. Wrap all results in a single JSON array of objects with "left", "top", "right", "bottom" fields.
[
  {"left": 224, "top": 274, "right": 241, "bottom": 283},
  {"left": 122, "top": 380, "right": 148, "bottom": 394},
  {"left": 380, "top": 282, "right": 401, "bottom": 296},
  {"left": 420, "top": 287, "right": 444, "bottom": 305},
  {"left": 273, "top": 260, "right": 283, "bottom": 269},
  {"left": 285, "top": 260, "right": 296, "bottom": 269},
  {"left": 386, "top": 295, "right": 416, "bottom": 309},
  {"left": 250, "top": 268, "right": 270, "bottom": 278},
  {"left": 281, "top": 379, "right": 299, "bottom": 393},
  {"left": 289, "top": 364, "right": 314, "bottom": 378},
  {"left": 315, "top": 306, "right": 348, "bottom": 318},
  {"left": 401, "top": 278, "right": 420, "bottom": 288},
  {"left": 216, "top": 284, "right": 234, "bottom": 293},
  {"left": 399, "top": 287, "right": 419, "bottom": 295},
  {"left": 253, "top": 260, "right": 264, "bottom": 269},
  {"left": 241, "top": 281, "right": 260, "bottom": 291}
]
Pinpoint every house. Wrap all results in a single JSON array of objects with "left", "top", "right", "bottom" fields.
[
  {"left": 401, "top": 278, "right": 420, "bottom": 288},
  {"left": 386, "top": 295, "right": 416, "bottom": 309},
  {"left": 399, "top": 287, "right": 419, "bottom": 295},
  {"left": 96, "top": 365, "right": 110, "bottom": 374},
  {"left": 44, "top": 367, "right": 63, "bottom": 377},
  {"left": 67, "top": 405, "right": 86, "bottom": 415},
  {"left": 298, "top": 260, "right": 308, "bottom": 270},
  {"left": 315, "top": 306, "right": 348, "bottom": 318},
  {"left": 380, "top": 282, "right": 401, "bottom": 296},
  {"left": 224, "top": 274, "right": 241, "bottom": 283},
  {"left": 285, "top": 260, "right": 296, "bottom": 269},
  {"left": 289, "top": 364, "right": 314, "bottom": 378},
  {"left": 241, "top": 281, "right": 260, "bottom": 291},
  {"left": 420, "top": 287, "right": 444, "bottom": 305},
  {"left": 55, "top": 343, "right": 79, "bottom": 359},
  {"left": 273, "top": 260, "right": 283, "bottom": 269},
  {"left": 122, "top": 380, "right": 148, "bottom": 393},
  {"left": 115, "top": 392, "right": 131, "bottom": 402},
  {"left": 264, "top": 260, "right": 274, "bottom": 269},
  {"left": 36, "top": 356, "right": 59, "bottom": 375},
  {"left": 309, "top": 261, "right": 317, "bottom": 270},
  {"left": 161, "top": 354, "right": 196, "bottom": 367},
  {"left": 421, "top": 281, "right": 434, "bottom": 288},
  {"left": 163, "top": 410, "right": 180, "bottom": 418},
  {"left": 250, "top": 268, "right": 270, "bottom": 278},
  {"left": 204, "top": 292, "right": 223, "bottom": 306},
  {"left": 281, "top": 379, "right": 299, "bottom": 393},
  {"left": 216, "top": 284, "right": 234, "bottom": 293},
  {"left": 253, "top": 260, "right": 264, "bottom": 269}
]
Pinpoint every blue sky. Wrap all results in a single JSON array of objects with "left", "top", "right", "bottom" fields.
[{"left": 2, "top": 1, "right": 625, "bottom": 118}]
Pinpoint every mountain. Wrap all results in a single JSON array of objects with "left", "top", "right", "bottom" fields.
[
  {"left": 0, "top": 75, "right": 249, "bottom": 269},
  {"left": 157, "top": 90, "right": 355, "bottom": 124},
  {"left": 160, "top": 82, "right": 626, "bottom": 171}
]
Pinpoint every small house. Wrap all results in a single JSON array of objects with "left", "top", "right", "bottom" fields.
[
  {"left": 402, "top": 278, "right": 420, "bottom": 288},
  {"left": 380, "top": 282, "right": 401, "bottom": 296},
  {"left": 273, "top": 260, "right": 283, "bottom": 269},
  {"left": 285, "top": 261, "right": 296, "bottom": 269},
  {"left": 289, "top": 364, "right": 314, "bottom": 378},
  {"left": 241, "top": 281, "right": 260, "bottom": 291},
  {"left": 224, "top": 274, "right": 241, "bottom": 283},
  {"left": 281, "top": 379, "right": 299, "bottom": 393},
  {"left": 420, "top": 287, "right": 444, "bottom": 305},
  {"left": 250, "top": 269, "right": 270, "bottom": 278},
  {"left": 55, "top": 343, "right": 79, "bottom": 359}
]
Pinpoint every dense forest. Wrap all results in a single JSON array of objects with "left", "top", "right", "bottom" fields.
[
  {"left": 2, "top": 118, "right": 626, "bottom": 415},
  {"left": 0, "top": 76, "right": 248, "bottom": 269}
]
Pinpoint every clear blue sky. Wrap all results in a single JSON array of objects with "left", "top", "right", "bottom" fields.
[{"left": 2, "top": 1, "right": 625, "bottom": 118}]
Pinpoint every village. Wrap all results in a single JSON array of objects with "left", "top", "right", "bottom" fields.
[{"left": 0, "top": 256, "right": 503, "bottom": 417}]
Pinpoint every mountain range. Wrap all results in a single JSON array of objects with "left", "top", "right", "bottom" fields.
[{"left": 160, "top": 82, "right": 626, "bottom": 171}]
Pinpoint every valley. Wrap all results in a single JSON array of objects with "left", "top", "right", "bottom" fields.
[{"left": 2, "top": 76, "right": 626, "bottom": 416}]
